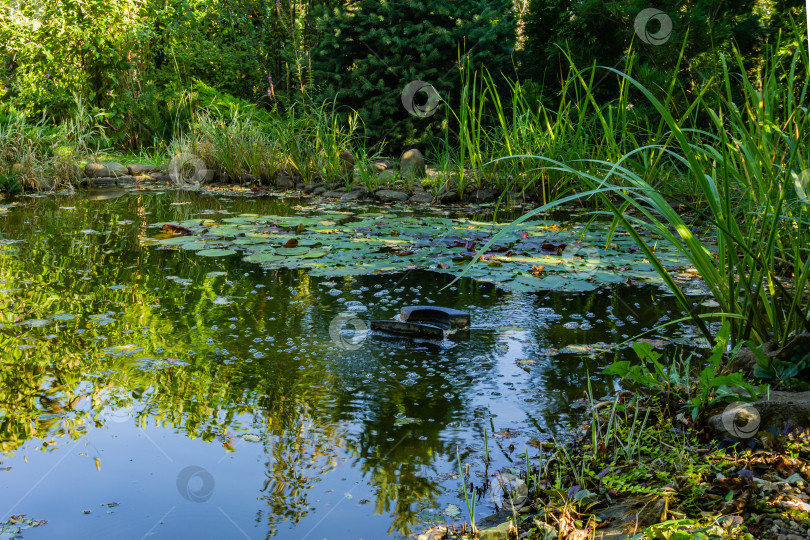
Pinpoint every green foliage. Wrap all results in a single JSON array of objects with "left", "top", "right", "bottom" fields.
[
  {"left": 604, "top": 322, "right": 756, "bottom": 420},
  {"left": 751, "top": 344, "right": 810, "bottom": 384},
  {"left": 520, "top": 0, "right": 766, "bottom": 109},
  {"left": 310, "top": 0, "right": 517, "bottom": 147}
]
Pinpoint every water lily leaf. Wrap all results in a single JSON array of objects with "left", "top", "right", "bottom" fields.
[
  {"left": 277, "top": 247, "right": 310, "bottom": 256},
  {"left": 197, "top": 249, "right": 237, "bottom": 257},
  {"left": 244, "top": 253, "right": 286, "bottom": 263}
]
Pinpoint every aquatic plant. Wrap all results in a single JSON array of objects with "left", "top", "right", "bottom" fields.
[{"left": 460, "top": 26, "right": 810, "bottom": 350}]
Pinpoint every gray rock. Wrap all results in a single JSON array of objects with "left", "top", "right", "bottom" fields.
[
  {"left": 312, "top": 186, "right": 327, "bottom": 195},
  {"left": 478, "top": 520, "right": 514, "bottom": 540},
  {"left": 275, "top": 173, "right": 295, "bottom": 189},
  {"left": 400, "top": 149, "right": 426, "bottom": 179},
  {"left": 85, "top": 161, "right": 127, "bottom": 178},
  {"left": 369, "top": 161, "right": 388, "bottom": 173},
  {"left": 302, "top": 182, "right": 323, "bottom": 193},
  {"left": 340, "top": 189, "right": 366, "bottom": 201},
  {"left": 376, "top": 189, "right": 409, "bottom": 202},
  {"left": 410, "top": 190, "right": 434, "bottom": 203},
  {"left": 440, "top": 190, "right": 460, "bottom": 204},
  {"left": 148, "top": 171, "right": 164, "bottom": 179},
  {"left": 127, "top": 163, "right": 157, "bottom": 176},
  {"left": 469, "top": 189, "right": 500, "bottom": 203},
  {"left": 340, "top": 149, "right": 355, "bottom": 172},
  {"left": 708, "top": 393, "right": 810, "bottom": 439}
]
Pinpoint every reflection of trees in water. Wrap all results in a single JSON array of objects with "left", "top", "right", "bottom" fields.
[
  {"left": 257, "top": 404, "right": 343, "bottom": 538},
  {"left": 0, "top": 192, "right": 683, "bottom": 536},
  {"left": 0, "top": 194, "right": 345, "bottom": 532}
]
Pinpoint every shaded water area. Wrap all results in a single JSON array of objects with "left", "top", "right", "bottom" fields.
[{"left": 0, "top": 189, "right": 706, "bottom": 539}]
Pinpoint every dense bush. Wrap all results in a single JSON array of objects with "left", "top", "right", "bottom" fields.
[
  {"left": 310, "top": 0, "right": 517, "bottom": 148},
  {"left": 518, "top": 0, "right": 788, "bottom": 108}
]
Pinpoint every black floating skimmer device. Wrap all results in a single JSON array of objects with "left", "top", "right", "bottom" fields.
[{"left": 370, "top": 306, "right": 470, "bottom": 339}]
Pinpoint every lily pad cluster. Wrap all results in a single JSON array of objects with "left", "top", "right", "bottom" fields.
[{"left": 145, "top": 211, "right": 693, "bottom": 292}]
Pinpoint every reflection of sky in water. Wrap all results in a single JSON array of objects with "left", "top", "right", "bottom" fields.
[{"left": 0, "top": 190, "right": 706, "bottom": 538}]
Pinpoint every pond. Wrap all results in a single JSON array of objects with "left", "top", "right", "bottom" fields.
[{"left": 0, "top": 187, "right": 709, "bottom": 539}]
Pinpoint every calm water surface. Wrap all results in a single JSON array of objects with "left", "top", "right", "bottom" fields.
[{"left": 0, "top": 188, "right": 701, "bottom": 539}]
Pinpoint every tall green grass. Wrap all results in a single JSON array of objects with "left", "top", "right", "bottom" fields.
[{"left": 461, "top": 29, "right": 809, "bottom": 348}]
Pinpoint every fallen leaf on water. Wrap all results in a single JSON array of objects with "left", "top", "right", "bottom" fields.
[
  {"left": 283, "top": 238, "right": 299, "bottom": 248},
  {"left": 161, "top": 223, "right": 193, "bottom": 236}
]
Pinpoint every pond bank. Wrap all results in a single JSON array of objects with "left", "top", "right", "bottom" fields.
[{"left": 425, "top": 391, "right": 810, "bottom": 540}]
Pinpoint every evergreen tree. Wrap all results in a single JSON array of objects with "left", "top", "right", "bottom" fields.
[
  {"left": 310, "top": 0, "right": 517, "bottom": 148},
  {"left": 520, "top": 0, "right": 767, "bottom": 106}
]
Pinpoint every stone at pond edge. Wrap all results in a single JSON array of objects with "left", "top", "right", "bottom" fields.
[
  {"left": 275, "top": 173, "right": 295, "bottom": 189},
  {"left": 82, "top": 175, "right": 136, "bottom": 187},
  {"left": 477, "top": 520, "right": 515, "bottom": 540},
  {"left": 85, "top": 162, "right": 127, "bottom": 178},
  {"left": 341, "top": 189, "right": 367, "bottom": 202},
  {"left": 707, "top": 391, "right": 810, "bottom": 438},
  {"left": 340, "top": 149, "right": 355, "bottom": 172},
  {"left": 440, "top": 190, "right": 460, "bottom": 204},
  {"left": 375, "top": 189, "right": 409, "bottom": 202},
  {"left": 410, "top": 190, "right": 434, "bottom": 203},
  {"left": 400, "top": 148, "right": 426, "bottom": 179},
  {"left": 127, "top": 163, "right": 157, "bottom": 176},
  {"left": 469, "top": 189, "right": 500, "bottom": 203},
  {"left": 370, "top": 320, "right": 446, "bottom": 339},
  {"left": 400, "top": 306, "right": 470, "bottom": 329},
  {"left": 728, "top": 333, "right": 810, "bottom": 377}
]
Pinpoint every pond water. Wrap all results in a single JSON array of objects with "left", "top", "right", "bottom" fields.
[{"left": 0, "top": 188, "right": 707, "bottom": 539}]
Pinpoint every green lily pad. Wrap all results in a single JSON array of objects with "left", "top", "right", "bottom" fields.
[{"left": 197, "top": 249, "right": 237, "bottom": 257}]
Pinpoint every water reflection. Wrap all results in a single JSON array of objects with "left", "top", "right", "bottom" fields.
[{"left": 0, "top": 189, "right": 695, "bottom": 537}]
